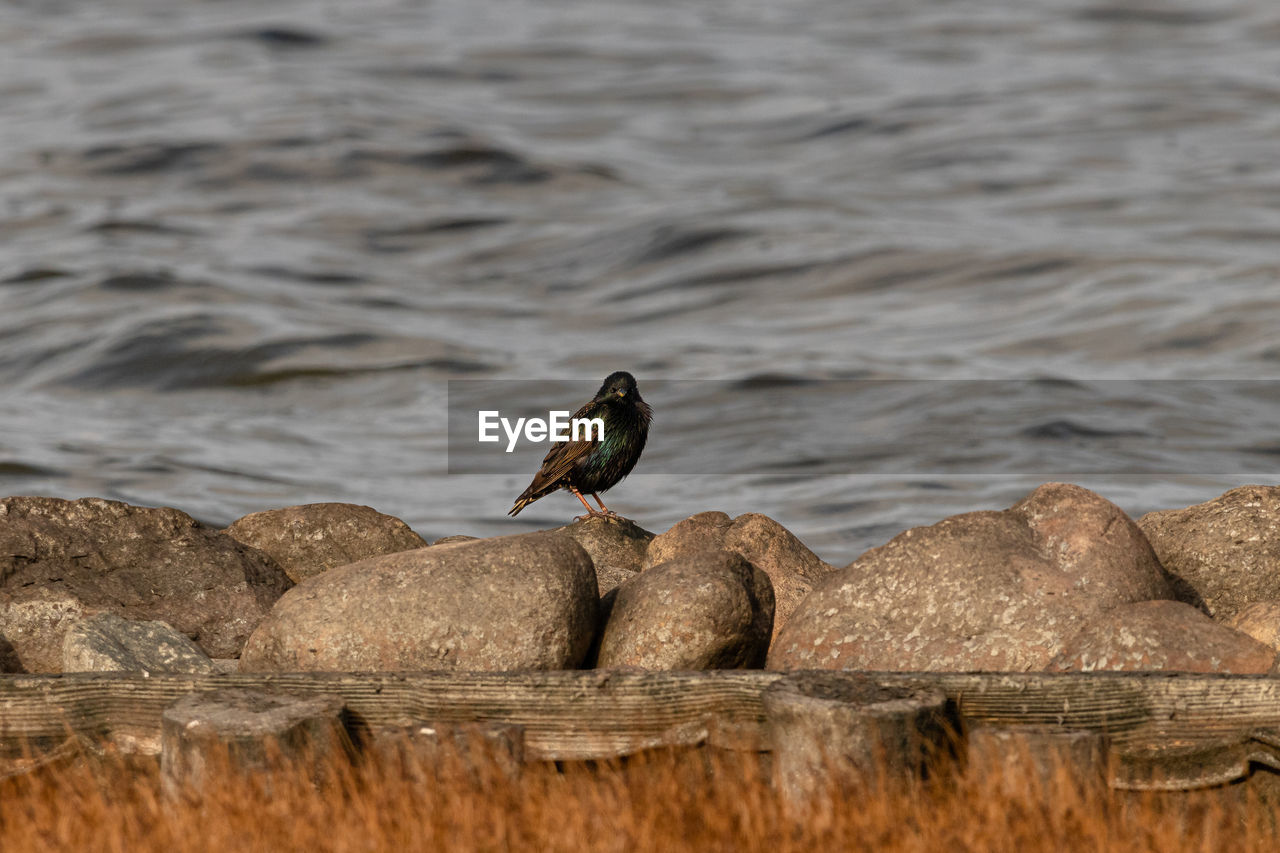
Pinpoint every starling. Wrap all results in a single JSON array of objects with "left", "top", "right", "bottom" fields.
[{"left": 509, "top": 371, "right": 651, "bottom": 520}]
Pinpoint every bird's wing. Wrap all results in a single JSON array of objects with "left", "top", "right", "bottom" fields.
[{"left": 519, "top": 398, "right": 602, "bottom": 494}]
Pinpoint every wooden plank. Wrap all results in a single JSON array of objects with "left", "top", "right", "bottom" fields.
[
  {"left": 2, "top": 670, "right": 1279, "bottom": 790},
  {"left": 0, "top": 670, "right": 783, "bottom": 759},
  {"left": 923, "top": 671, "right": 1280, "bottom": 789}
]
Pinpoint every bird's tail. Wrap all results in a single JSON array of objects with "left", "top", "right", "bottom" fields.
[{"left": 508, "top": 494, "right": 536, "bottom": 517}]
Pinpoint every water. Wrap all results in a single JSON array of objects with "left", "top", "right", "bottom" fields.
[{"left": 1, "top": 0, "right": 1278, "bottom": 565}]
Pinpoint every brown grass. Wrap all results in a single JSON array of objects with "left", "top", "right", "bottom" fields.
[{"left": 1, "top": 737, "right": 1277, "bottom": 853}]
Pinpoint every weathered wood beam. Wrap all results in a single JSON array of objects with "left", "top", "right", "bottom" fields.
[{"left": 1, "top": 670, "right": 1279, "bottom": 790}]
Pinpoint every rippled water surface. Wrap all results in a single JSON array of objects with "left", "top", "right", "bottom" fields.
[{"left": 2, "top": 0, "right": 1279, "bottom": 562}]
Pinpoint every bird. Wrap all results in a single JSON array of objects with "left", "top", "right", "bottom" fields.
[{"left": 509, "top": 371, "right": 651, "bottom": 520}]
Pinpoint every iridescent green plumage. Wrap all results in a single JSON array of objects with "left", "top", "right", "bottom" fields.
[{"left": 508, "top": 371, "right": 651, "bottom": 519}]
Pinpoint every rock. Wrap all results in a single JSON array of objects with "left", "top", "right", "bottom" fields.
[
  {"left": 722, "top": 514, "right": 834, "bottom": 638},
  {"left": 595, "top": 551, "right": 773, "bottom": 670},
  {"left": 1226, "top": 602, "right": 1280, "bottom": 651},
  {"left": 594, "top": 565, "right": 641, "bottom": 601},
  {"left": 1138, "top": 485, "right": 1280, "bottom": 620},
  {"left": 62, "top": 612, "right": 215, "bottom": 674},
  {"left": 432, "top": 535, "right": 478, "bottom": 546},
  {"left": 645, "top": 512, "right": 833, "bottom": 639},
  {"left": 1047, "top": 600, "right": 1277, "bottom": 673},
  {"left": 0, "top": 592, "right": 86, "bottom": 673},
  {"left": 556, "top": 516, "right": 653, "bottom": 596},
  {"left": 239, "top": 533, "right": 597, "bottom": 672},
  {"left": 161, "top": 689, "right": 348, "bottom": 796},
  {"left": 645, "top": 511, "right": 734, "bottom": 566},
  {"left": 0, "top": 497, "right": 291, "bottom": 670},
  {"left": 769, "top": 483, "right": 1178, "bottom": 672},
  {"left": 224, "top": 503, "right": 427, "bottom": 583}
]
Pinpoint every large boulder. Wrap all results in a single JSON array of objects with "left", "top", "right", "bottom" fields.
[
  {"left": 645, "top": 512, "right": 832, "bottom": 639},
  {"left": 0, "top": 592, "right": 86, "bottom": 673},
  {"left": 596, "top": 551, "right": 774, "bottom": 670},
  {"left": 645, "top": 512, "right": 735, "bottom": 566},
  {"left": 1225, "top": 601, "right": 1280, "bottom": 651},
  {"left": 555, "top": 516, "right": 653, "bottom": 597},
  {"left": 769, "top": 483, "right": 1178, "bottom": 672},
  {"left": 239, "top": 532, "right": 597, "bottom": 672},
  {"left": 62, "top": 612, "right": 215, "bottom": 674},
  {"left": 0, "top": 497, "right": 291, "bottom": 670},
  {"left": 224, "top": 503, "right": 427, "bottom": 583},
  {"left": 1138, "top": 485, "right": 1280, "bottom": 620},
  {"left": 1047, "top": 600, "right": 1277, "bottom": 674}
]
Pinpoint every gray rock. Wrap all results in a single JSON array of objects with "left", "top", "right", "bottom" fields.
[
  {"left": 556, "top": 516, "right": 653, "bottom": 596},
  {"left": 0, "top": 496, "right": 291, "bottom": 670},
  {"left": 769, "top": 483, "right": 1177, "bottom": 672},
  {"left": 62, "top": 612, "right": 215, "bottom": 674},
  {"left": 1047, "top": 600, "right": 1277, "bottom": 674},
  {"left": 645, "top": 512, "right": 833, "bottom": 640},
  {"left": 596, "top": 551, "right": 774, "bottom": 670},
  {"left": 224, "top": 502, "right": 427, "bottom": 583},
  {"left": 239, "top": 532, "right": 597, "bottom": 672},
  {"left": 1138, "top": 485, "right": 1280, "bottom": 620}
]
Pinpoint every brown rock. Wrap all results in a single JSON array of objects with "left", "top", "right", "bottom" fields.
[
  {"left": 596, "top": 551, "right": 773, "bottom": 670},
  {"left": 556, "top": 516, "right": 653, "bottom": 596},
  {"left": 1138, "top": 485, "right": 1280, "bottom": 620},
  {"left": 224, "top": 503, "right": 427, "bottom": 583},
  {"left": 1226, "top": 601, "right": 1280, "bottom": 651},
  {"left": 1047, "top": 600, "right": 1277, "bottom": 673},
  {"left": 0, "top": 497, "right": 291, "bottom": 670},
  {"left": 723, "top": 514, "right": 834, "bottom": 637},
  {"left": 0, "top": 592, "right": 86, "bottom": 673},
  {"left": 645, "top": 512, "right": 832, "bottom": 640},
  {"left": 239, "top": 532, "right": 597, "bottom": 672},
  {"left": 645, "top": 511, "right": 733, "bottom": 566},
  {"left": 432, "top": 535, "right": 478, "bottom": 546},
  {"left": 769, "top": 483, "right": 1177, "bottom": 672}
]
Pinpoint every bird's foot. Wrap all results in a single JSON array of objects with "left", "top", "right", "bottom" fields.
[{"left": 573, "top": 509, "right": 623, "bottom": 522}]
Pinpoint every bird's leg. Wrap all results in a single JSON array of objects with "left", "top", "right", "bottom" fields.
[
  {"left": 571, "top": 487, "right": 610, "bottom": 521},
  {"left": 590, "top": 493, "right": 622, "bottom": 519}
]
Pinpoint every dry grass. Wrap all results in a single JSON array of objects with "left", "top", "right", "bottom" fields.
[{"left": 1, "top": 736, "right": 1277, "bottom": 853}]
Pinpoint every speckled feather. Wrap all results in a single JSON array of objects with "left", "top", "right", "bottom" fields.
[{"left": 508, "top": 371, "right": 651, "bottom": 516}]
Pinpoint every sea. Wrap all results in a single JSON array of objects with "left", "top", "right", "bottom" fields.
[{"left": 2, "top": 0, "right": 1278, "bottom": 565}]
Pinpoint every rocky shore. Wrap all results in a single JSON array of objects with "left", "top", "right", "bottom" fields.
[{"left": 2, "top": 483, "right": 1279, "bottom": 678}]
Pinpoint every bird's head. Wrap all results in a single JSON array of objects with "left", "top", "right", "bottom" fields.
[{"left": 595, "top": 370, "right": 640, "bottom": 402}]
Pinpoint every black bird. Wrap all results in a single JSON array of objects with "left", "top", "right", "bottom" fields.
[{"left": 509, "top": 371, "right": 651, "bottom": 520}]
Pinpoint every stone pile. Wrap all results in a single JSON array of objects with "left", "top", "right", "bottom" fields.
[{"left": 1, "top": 484, "right": 1278, "bottom": 679}]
